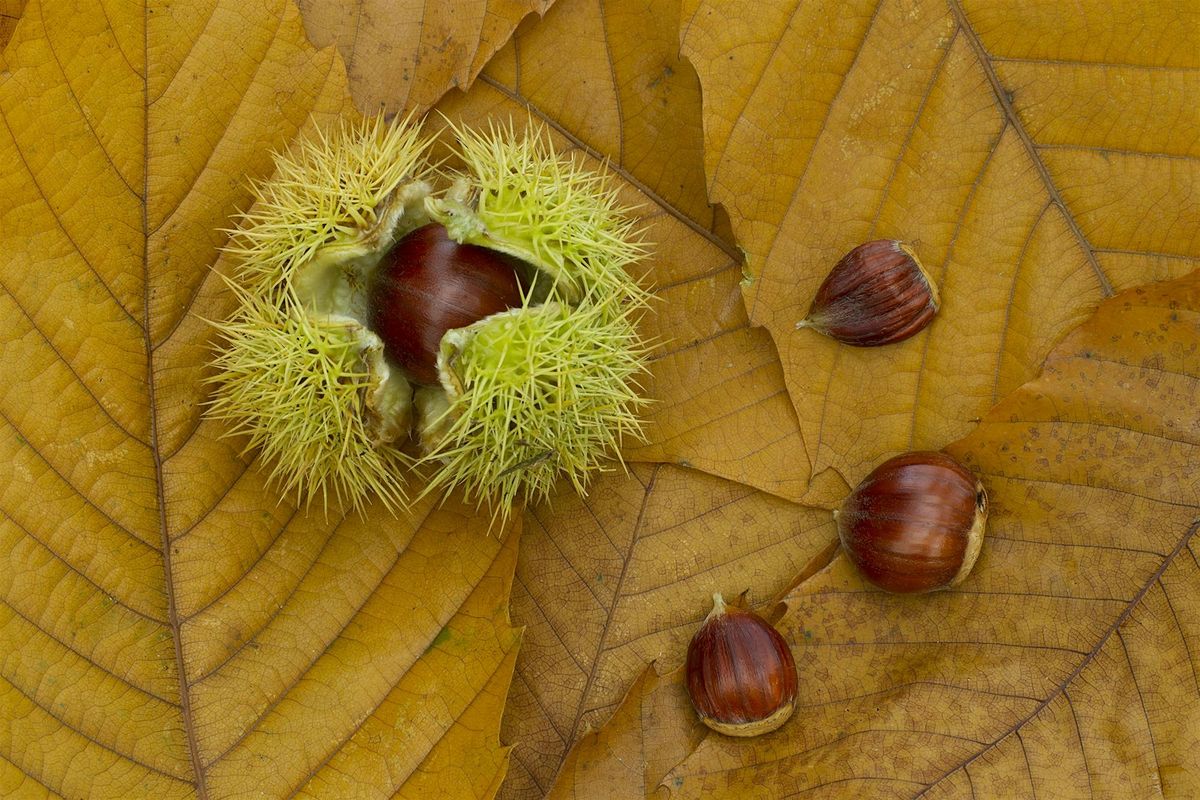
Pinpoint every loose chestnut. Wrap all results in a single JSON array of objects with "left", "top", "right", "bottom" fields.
[
  {"left": 685, "top": 593, "right": 798, "bottom": 737},
  {"left": 368, "top": 223, "right": 527, "bottom": 384},
  {"left": 836, "top": 451, "right": 987, "bottom": 593},
  {"left": 799, "top": 239, "right": 939, "bottom": 346}
]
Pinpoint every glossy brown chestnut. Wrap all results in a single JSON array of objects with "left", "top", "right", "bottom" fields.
[
  {"left": 685, "top": 593, "right": 798, "bottom": 737},
  {"left": 836, "top": 451, "right": 987, "bottom": 593},
  {"left": 368, "top": 223, "right": 527, "bottom": 385},
  {"left": 799, "top": 239, "right": 939, "bottom": 346}
]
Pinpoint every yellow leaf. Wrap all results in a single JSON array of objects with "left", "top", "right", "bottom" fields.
[
  {"left": 0, "top": 2, "right": 519, "bottom": 797},
  {"left": 297, "top": 0, "right": 553, "bottom": 113},
  {"left": 549, "top": 272, "right": 1200, "bottom": 797},
  {"left": 682, "top": 0, "right": 1200, "bottom": 505}
]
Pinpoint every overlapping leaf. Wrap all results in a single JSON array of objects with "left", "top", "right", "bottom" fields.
[
  {"left": 297, "top": 0, "right": 553, "bottom": 113},
  {"left": 429, "top": 6, "right": 837, "bottom": 794},
  {"left": 0, "top": 0, "right": 23, "bottom": 50},
  {"left": 498, "top": 466, "right": 834, "bottom": 798},
  {"left": 434, "top": 81, "right": 821, "bottom": 799},
  {"left": 682, "top": 0, "right": 1200, "bottom": 505},
  {"left": 0, "top": 2, "right": 520, "bottom": 797},
  {"left": 477, "top": 0, "right": 723, "bottom": 233},
  {"left": 6, "top": 0, "right": 1198, "bottom": 798},
  {"left": 466, "top": 0, "right": 806, "bottom": 497},
  {"left": 550, "top": 272, "right": 1200, "bottom": 798}
]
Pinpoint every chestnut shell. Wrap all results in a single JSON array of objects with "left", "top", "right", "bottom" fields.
[
  {"left": 368, "top": 224, "right": 527, "bottom": 385},
  {"left": 684, "top": 595, "right": 798, "bottom": 737},
  {"left": 804, "top": 239, "right": 939, "bottom": 346},
  {"left": 837, "top": 451, "right": 988, "bottom": 593}
]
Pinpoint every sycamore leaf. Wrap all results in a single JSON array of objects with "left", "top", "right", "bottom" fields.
[
  {"left": 297, "top": 0, "right": 553, "bottom": 114},
  {"left": 682, "top": 0, "right": 1200, "bottom": 506},
  {"left": 0, "top": 2, "right": 519, "bottom": 798},
  {"left": 549, "top": 272, "right": 1200, "bottom": 798}
]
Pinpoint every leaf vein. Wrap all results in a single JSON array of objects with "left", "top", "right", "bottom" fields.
[
  {"left": 0, "top": 749, "right": 68, "bottom": 799},
  {"left": 992, "top": 200, "right": 1054, "bottom": 402},
  {"left": 2, "top": 509, "right": 165, "bottom": 625},
  {"left": 748, "top": 0, "right": 887, "bottom": 322},
  {"left": 564, "top": 464, "right": 660, "bottom": 748},
  {"left": 147, "top": 5, "right": 287, "bottom": 238},
  {"left": 191, "top": 511, "right": 350, "bottom": 686},
  {"left": 202, "top": 506, "right": 435, "bottom": 769},
  {"left": 0, "top": 110, "right": 139, "bottom": 327},
  {"left": 288, "top": 615, "right": 515, "bottom": 799},
  {"left": 39, "top": 0, "right": 141, "bottom": 200},
  {"left": 0, "top": 410, "right": 152, "bottom": 550},
  {"left": 182, "top": 506, "right": 300, "bottom": 623},
  {"left": 949, "top": 0, "right": 1113, "bottom": 295},
  {"left": 913, "top": 520, "right": 1200, "bottom": 796},
  {"left": 1, "top": 597, "right": 177, "bottom": 706},
  {"left": 0, "top": 280, "right": 150, "bottom": 448},
  {"left": 907, "top": 121, "right": 1007, "bottom": 448},
  {"left": 0, "top": 672, "right": 190, "bottom": 783}
]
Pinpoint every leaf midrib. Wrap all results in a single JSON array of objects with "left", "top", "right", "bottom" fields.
[
  {"left": 913, "top": 520, "right": 1198, "bottom": 796},
  {"left": 949, "top": 0, "right": 1114, "bottom": 298},
  {"left": 137, "top": 1, "right": 209, "bottom": 795}
]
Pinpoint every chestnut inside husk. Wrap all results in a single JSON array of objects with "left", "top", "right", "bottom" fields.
[{"left": 368, "top": 224, "right": 530, "bottom": 385}]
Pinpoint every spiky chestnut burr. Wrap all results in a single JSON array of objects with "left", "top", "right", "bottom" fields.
[
  {"left": 798, "top": 240, "right": 939, "bottom": 346},
  {"left": 412, "top": 122, "right": 649, "bottom": 518},
  {"left": 836, "top": 451, "right": 988, "bottom": 593},
  {"left": 207, "top": 115, "right": 650, "bottom": 517},
  {"left": 207, "top": 116, "right": 434, "bottom": 511},
  {"left": 424, "top": 301, "right": 646, "bottom": 513},
  {"left": 426, "top": 120, "right": 648, "bottom": 312}
]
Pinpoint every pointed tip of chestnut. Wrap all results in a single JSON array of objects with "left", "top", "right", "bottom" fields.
[
  {"left": 367, "top": 223, "right": 527, "bottom": 385},
  {"left": 836, "top": 451, "right": 988, "bottom": 594},
  {"left": 684, "top": 593, "right": 798, "bottom": 737},
  {"left": 800, "top": 239, "right": 939, "bottom": 347}
]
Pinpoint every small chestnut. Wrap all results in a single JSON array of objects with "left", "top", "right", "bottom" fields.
[
  {"left": 836, "top": 451, "right": 987, "bottom": 593},
  {"left": 685, "top": 593, "right": 798, "bottom": 737},
  {"left": 798, "top": 239, "right": 939, "bottom": 346},
  {"left": 368, "top": 223, "right": 528, "bottom": 385}
]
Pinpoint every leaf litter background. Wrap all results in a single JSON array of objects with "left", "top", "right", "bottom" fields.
[{"left": 0, "top": 1, "right": 1197, "bottom": 799}]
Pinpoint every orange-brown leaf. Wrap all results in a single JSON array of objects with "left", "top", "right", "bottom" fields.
[
  {"left": 298, "top": 0, "right": 552, "bottom": 114},
  {"left": 505, "top": 465, "right": 835, "bottom": 798},
  {"left": 549, "top": 272, "right": 1200, "bottom": 798}
]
